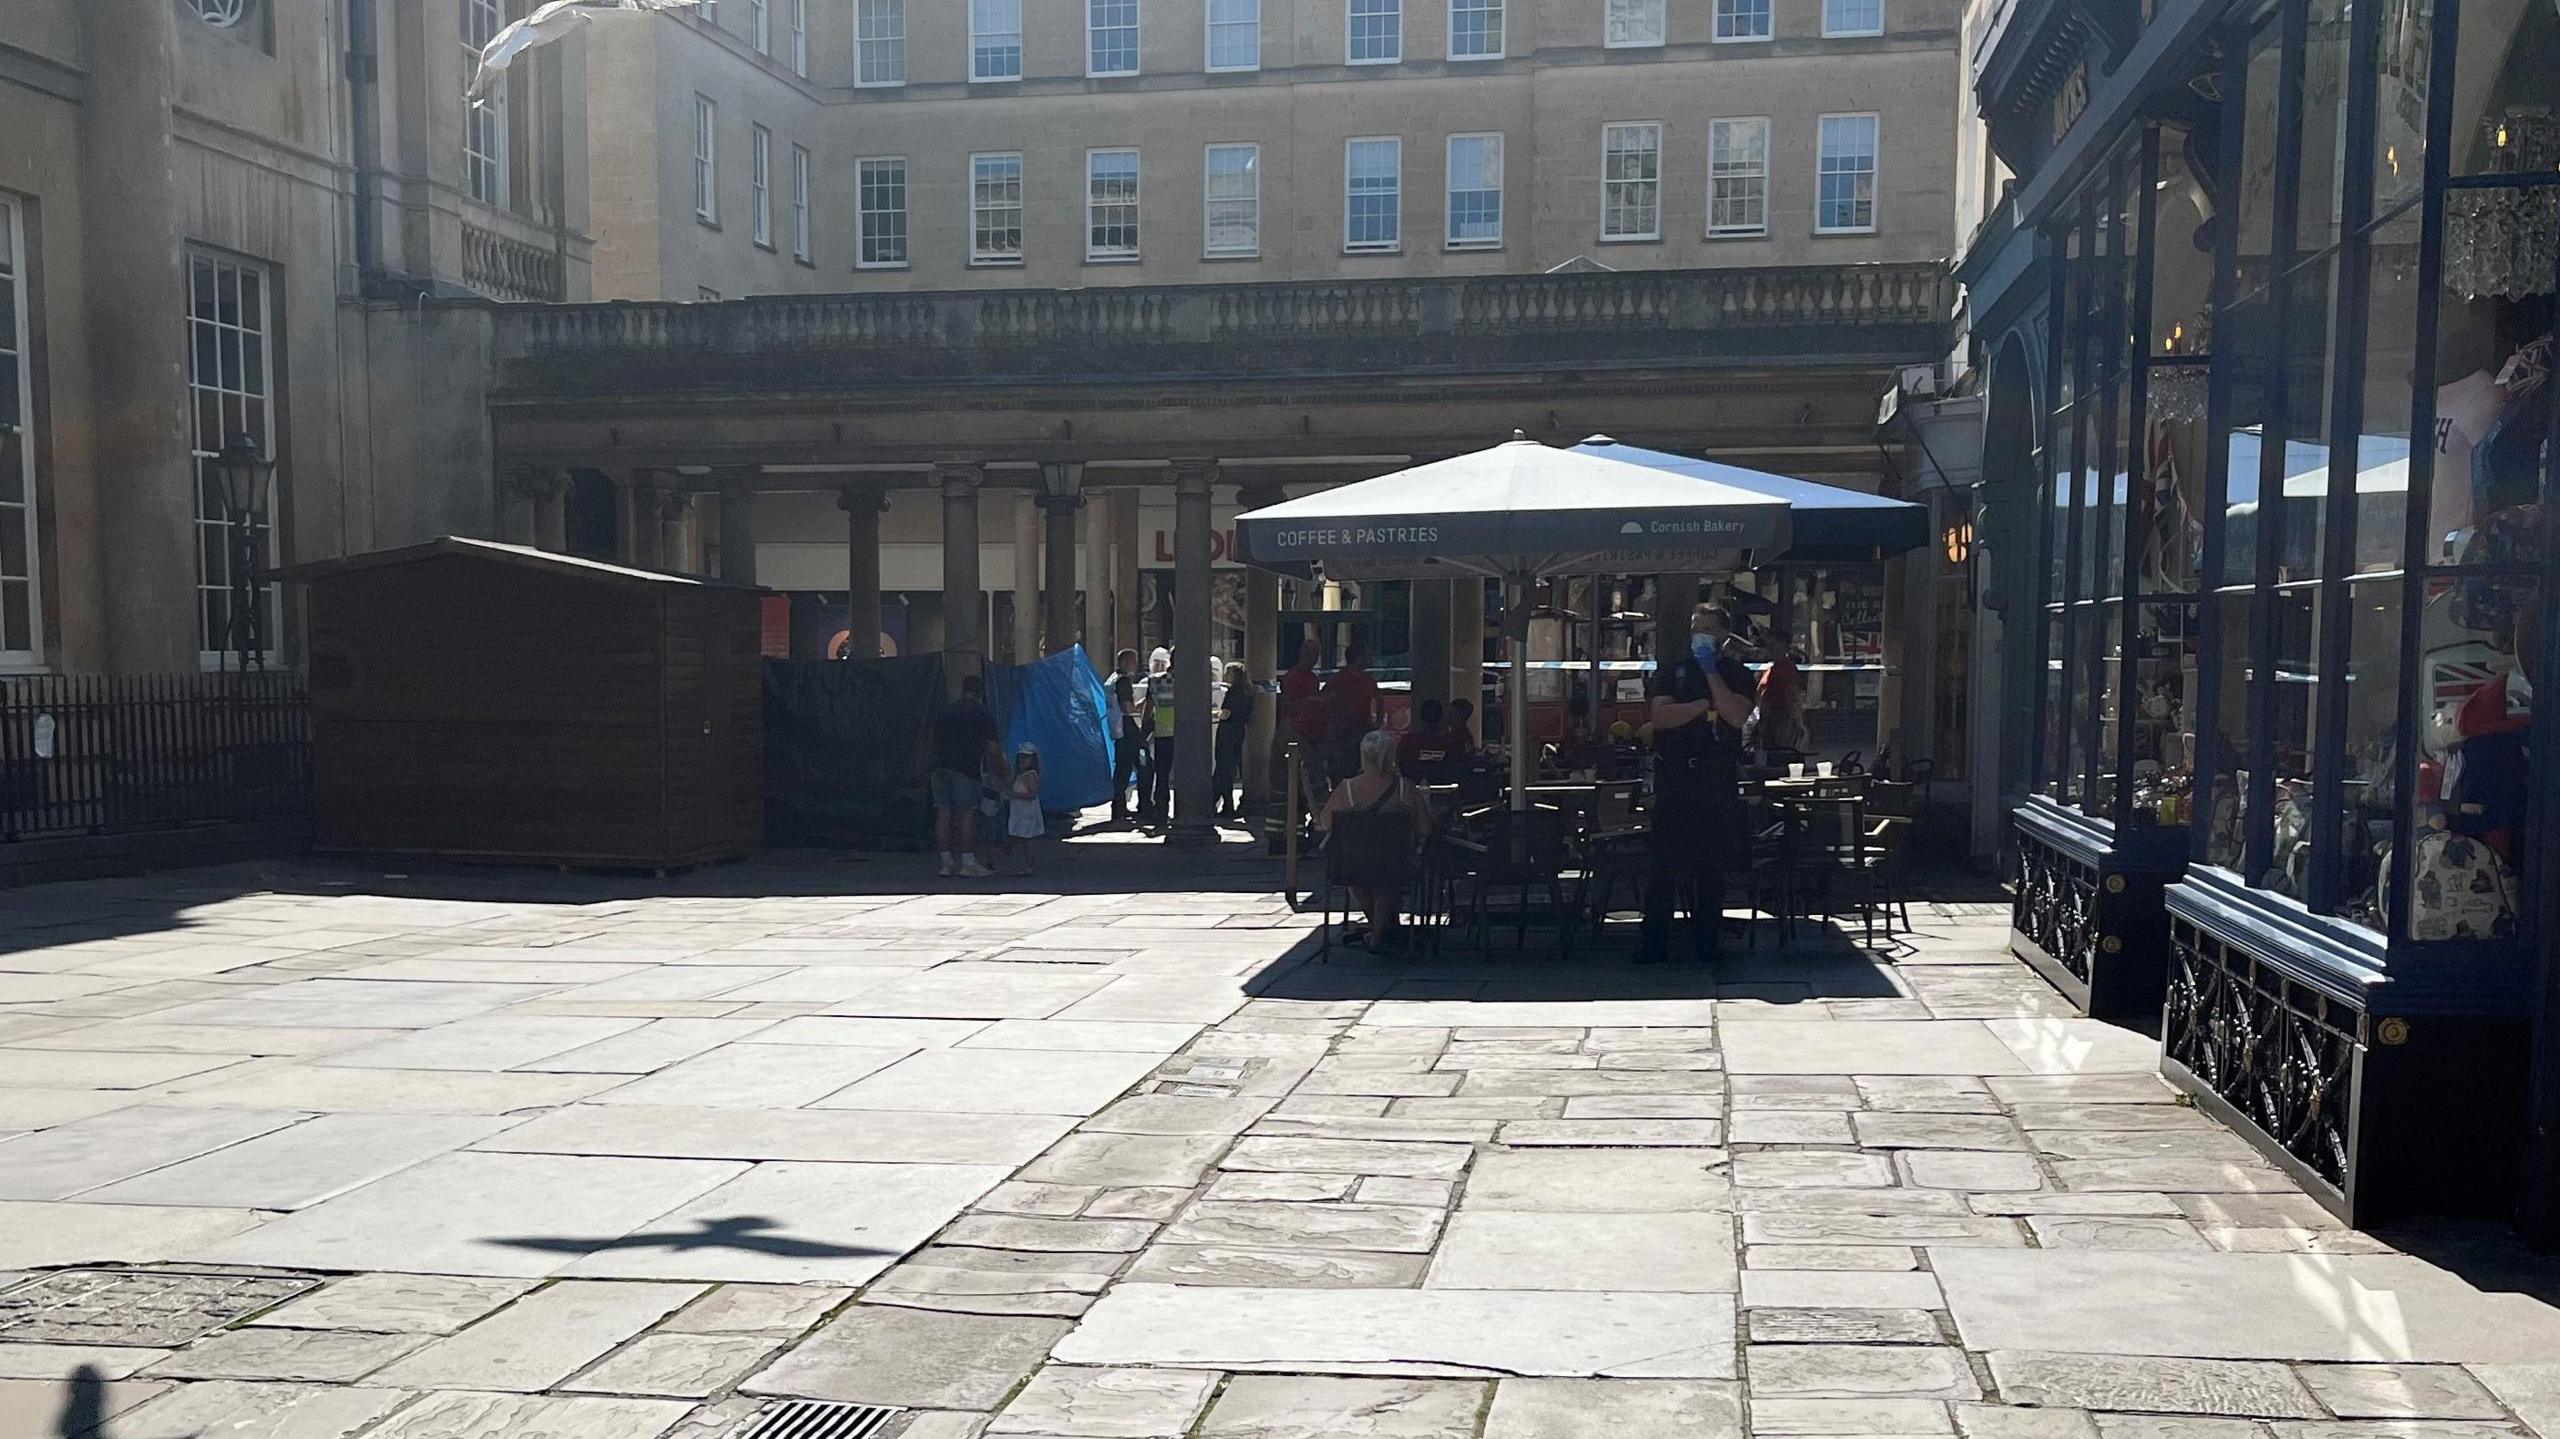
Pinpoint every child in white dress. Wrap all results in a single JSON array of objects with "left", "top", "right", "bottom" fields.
[{"left": 1005, "top": 742, "right": 1045, "bottom": 875}]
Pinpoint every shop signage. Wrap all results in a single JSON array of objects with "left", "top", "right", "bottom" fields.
[{"left": 2050, "top": 62, "right": 2090, "bottom": 146}]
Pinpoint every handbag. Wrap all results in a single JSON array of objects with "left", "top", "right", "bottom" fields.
[{"left": 2408, "top": 828, "right": 2518, "bottom": 941}]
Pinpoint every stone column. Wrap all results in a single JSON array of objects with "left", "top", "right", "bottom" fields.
[
  {"left": 532, "top": 472, "right": 570, "bottom": 553},
  {"left": 1238, "top": 483, "right": 1286, "bottom": 815},
  {"left": 937, "top": 462, "right": 985, "bottom": 694},
  {"left": 500, "top": 469, "right": 543, "bottom": 547},
  {"left": 1110, "top": 488, "right": 1142, "bottom": 662},
  {"left": 716, "top": 480, "right": 758, "bottom": 584},
  {"left": 839, "top": 485, "right": 885, "bottom": 658},
  {"left": 1039, "top": 463, "right": 1084, "bottom": 657},
  {"left": 84, "top": 0, "right": 193, "bottom": 670},
  {"left": 1411, "top": 578, "right": 1452, "bottom": 708},
  {"left": 617, "top": 472, "right": 665, "bottom": 569},
  {"left": 1168, "top": 459, "right": 1218, "bottom": 847},
  {"left": 1081, "top": 485, "right": 1113, "bottom": 674},
  {"left": 1010, "top": 490, "right": 1041, "bottom": 664},
  {"left": 658, "top": 487, "right": 695, "bottom": 574}
]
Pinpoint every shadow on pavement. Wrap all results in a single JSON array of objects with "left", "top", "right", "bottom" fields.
[{"left": 493, "top": 1215, "right": 897, "bottom": 1262}]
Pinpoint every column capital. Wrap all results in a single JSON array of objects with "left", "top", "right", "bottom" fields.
[
  {"left": 836, "top": 484, "right": 890, "bottom": 516},
  {"left": 654, "top": 488, "right": 696, "bottom": 525},
  {"left": 1168, "top": 457, "right": 1219, "bottom": 494},
  {"left": 932, "top": 460, "right": 984, "bottom": 496}
]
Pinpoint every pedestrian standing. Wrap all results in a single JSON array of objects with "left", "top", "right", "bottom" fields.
[
  {"left": 1005, "top": 741, "right": 1046, "bottom": 875},
  {"left": 1640, "top": 603, "right": 1755, "bottom": 963},
  {"left": 1109, "top": 648, "right": 1145, "bottom": 822},
  {"left": 929, "top": 674, "right": 1005, "bottom": 879},
  {"left": 1279, "top": 637, "right": 1326, "bottom": 829},
  {"left": 1320, "top": 639, "right": 1381, "bottom": 789},
  {"left": 1213, "top": 661, "right": 1256, "bottom": 819},
  {"left": 1145, "top": 646, "right": 1177, "bottom": 825}
]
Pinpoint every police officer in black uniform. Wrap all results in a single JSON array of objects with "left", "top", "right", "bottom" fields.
[{"left": 1642, "top": 604, "right": 1757, "bottom": 964}]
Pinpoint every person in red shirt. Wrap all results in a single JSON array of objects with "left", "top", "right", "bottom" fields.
[
  {"left": 1279, "top": 637, "right": 1327, "bottom": 828},
  {"left": 1321, "top": 639, "right": 1382, "bottom": 785},
  {"left": 1398, "top": 698, "right": 1452, "bottom": 777},
  {"left": 1443, "top": 697, "right": 1478, "bottom": 756}
]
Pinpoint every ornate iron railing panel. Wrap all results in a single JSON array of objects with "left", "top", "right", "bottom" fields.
[
  {"left": 2013, "top": 826, "right": 2099, "bottom": 982},
  {"left": 2163, "top": 916, "right": 2359, "bottom": 1191}
]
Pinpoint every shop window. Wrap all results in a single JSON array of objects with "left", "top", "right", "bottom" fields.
[{"left": 0, "top": 197, "right": 36, "bottom": 664}]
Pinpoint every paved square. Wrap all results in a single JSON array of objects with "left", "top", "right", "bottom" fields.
[{"left": 2, "top": 854, "right": 2557, "bottom": 1439}]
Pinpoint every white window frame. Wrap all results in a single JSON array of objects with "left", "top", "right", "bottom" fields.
[
  {"left": 972, "top": 0, "right": 1024, "bottom": 81},
  {"left": 697, "top": 0, "right": 717, "bottom": 26},
  {"left": 971, "top": 151, "right": 1026, "bottom": 264},
  {"left": 1347, "top": 0, "right": 1401, "bottom": 63},
  {"left": 1714, "top": 0, "right": 1773, "bottom": 41},
  {"left": 1603, "top": 0, "right": 1666, "bottom": 47},
  {"left": 1707, "top": 116, "right": 1771, "bottom": 236},
  {"left": 791, "top": 0, "right": 808, "bottom": 72},
  {"left": 856, "top": 0, "right": 906, "bottom": 85},
  {"left": 1816, "top": 112, "right": 1880, "bottom": 233},
  {"left": 1088, "top": 0, "right": 1140, "bottom": 76},
  {"left": 1205, "top": 0, "right": 1260, "bottom": 71},
  {"left": 857, "top": 155, "right": 910, "bottom": 268},
  {"left": 750, "top": 0, "right": 769, "bottom": 53},
  {"left": 1448, "top": 0, "right": 1502, "bottom": 59},
  {"left": 1343, "top": 136, "right": 1402, "bottom": 253},
  {"left": 0, "top": 198, "right": 41, "bottom": 668},
  {"left": 1600, "top": 121, "right": 1663, "bottom": 242},
  {"left": 186, "top": 248, "right": 279, "bottom": 669},
  {"left": 751, "top": 124, "right": 774, "bottom": 248},
  {"left": 698, "top": 285, "right": 723, "bottom": 301},
  {"left": 1823, "top": 0, "right": 1884, "bottom": 35},
  {"left": 1202, "top": 143, "right": 1261, "bottom": 257},
  {"left": 461, "top": 0, "right": 509, "bottom": 208},
  {"left": 791, "top": 143, "right": 813, "bottom": 261},
  {"left": 1085, "top": 148, "right": 1142, "bottom": 261},
  {"left": 693, "top": 95, "right": 718, "bottom": 224},
  {"left": 1444, "top": 132, "right": 1503, "bottom": 249}
]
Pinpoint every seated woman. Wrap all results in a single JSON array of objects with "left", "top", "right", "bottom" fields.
[{"left": 1319, "top": 728, "right": 1434, "bottom": 947}]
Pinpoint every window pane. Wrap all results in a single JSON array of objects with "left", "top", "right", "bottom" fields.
[
  {"left": 1447, "top": 134, "right": 1502, "bottom": 245},
  {"left": 1605, "top": 0, "right": 1665, "bottom": 45},
  {"left": 1209, "top": 0, "right": 1260, "bottom": 67},
  {"left": 973, "top": 154, "right": 1024, "bottom": 260},
  {"left": 2065, "top": 606, "right": 2098, "bottom": 804},
  {"left": 859, "top": 159, "right": 908, "bottom": 264},
  {"left": 2126, "top": 599, "right": 2201, "bottom": 824},
  {"left": 973, "top": 0, "right": 1022, "bottom": 78},
  {"left": 2331, "top": 576, "right": 2400, "bottom": 929},
  {"left": 2273, "top": 254, "right": 2340, "bottom": 583},
  {"left": 1817, "top": 114, "right": 1878, "bottom": 231},
  {"left": 2408, "top": 573, "right": 2533, "bottom": 940},
  {"left": 2205, "top": 587, "right": 2253, "bottom": 868},
  {"left": 2263, "top": 582, "right": 2321, "bottom": 898},
  {"left": 1346, "top": 138, "right": 1400, "bottom": 248},
  {"left": 1090, "top": 0, "right": 1138, "bottom": 73},
  {"left": 1602, "top": 123, "right": 1660, "bottom": 239},
  {"left": 1709, "top": 119, "right": 1769, "bottom": 235},
  {"left": 858, "top": 0, "right": 906, "bottom": 83},
  {"left": 1088, "top": 150, "right": 1141, "bottom": 257},
  {"left": 2040, "top": 607, "right": 2068, "bottom": 797},
  {"left": 1350, "top": 0, "right": 1400, "bottom": 60},
  {"left": 1824, "top": 0, "right": 1882, "bottom": 33},
  {"left": 1451, "top": 0, "right": 1501, "bottom": 56},
  {"left": 1205, "top": 144, "right": 1260, "bottom": 254},
  {"left": 1715, "top": 0, "right": 1771, "bottom": 39},
  {"left": 2295, "top": 0, "right": 2352, "bottom": 260}
]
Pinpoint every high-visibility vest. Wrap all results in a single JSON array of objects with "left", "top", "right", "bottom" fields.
[{"left": 1151, "top": 678, "right": 1177, "bottom": 738}]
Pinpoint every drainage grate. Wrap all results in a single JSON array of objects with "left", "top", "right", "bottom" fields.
[
  {"left": 0, "top": 1269, "right": 320, "bottom": 1347},
  {"left": 727, "top": 1400, "right": 905, "bottom": 1439}
]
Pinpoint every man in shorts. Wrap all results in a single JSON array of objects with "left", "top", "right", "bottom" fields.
[{"left": 930, "top": 674, "right": 1004, "bottom": 879}]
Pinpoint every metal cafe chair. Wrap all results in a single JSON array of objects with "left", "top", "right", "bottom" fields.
[{"left": 1317, "top": 806, "right": 1420, "bottom": 959}]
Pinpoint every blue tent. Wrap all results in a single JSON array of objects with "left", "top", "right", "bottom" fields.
[
  {"left": 984, "top": 644, "right": 1118, "bottom": 814},
  {"left": 1571, "top": 437, "right": 1931, "bottom": 563}
]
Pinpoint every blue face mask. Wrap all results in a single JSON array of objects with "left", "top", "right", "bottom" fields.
[{"left": 1690, "top": 633, "right": 1718, "bottom": 665}]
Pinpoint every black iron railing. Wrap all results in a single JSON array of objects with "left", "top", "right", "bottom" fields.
[{"left": 0, "top": 673, "right": 311, "bottom": 843}]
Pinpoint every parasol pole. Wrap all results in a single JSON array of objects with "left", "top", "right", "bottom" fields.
[{"left": 1505, "top": 568, "right": 1532, "bottom": 812}]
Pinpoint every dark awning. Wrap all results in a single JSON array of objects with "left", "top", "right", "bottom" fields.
[{"left": 1570, "top": 438, "right": 1931, "bottom": 563}]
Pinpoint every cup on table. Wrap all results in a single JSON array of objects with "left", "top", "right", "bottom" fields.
[
  {"left": 1788, "top": 763, "right": 1807, "bottom": 779},
  {"left": 1816, "top": 761, "right": 1835, "bottom": 778}
]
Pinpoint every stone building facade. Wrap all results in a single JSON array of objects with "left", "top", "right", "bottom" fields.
[
  {"left": 588, "top": 0, "right": 1965, "bottom": 297},
  {"left": 0, "top": 0, "right": 588, "bottom": 675}
]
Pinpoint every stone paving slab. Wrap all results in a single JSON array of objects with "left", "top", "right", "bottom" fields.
[
  {"left": 476, "top": 1103, "right": 1075, "bottom": 1165},
  {"left": 1056, "top": 1285, "right": 1739, "bottom": 1378}
]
